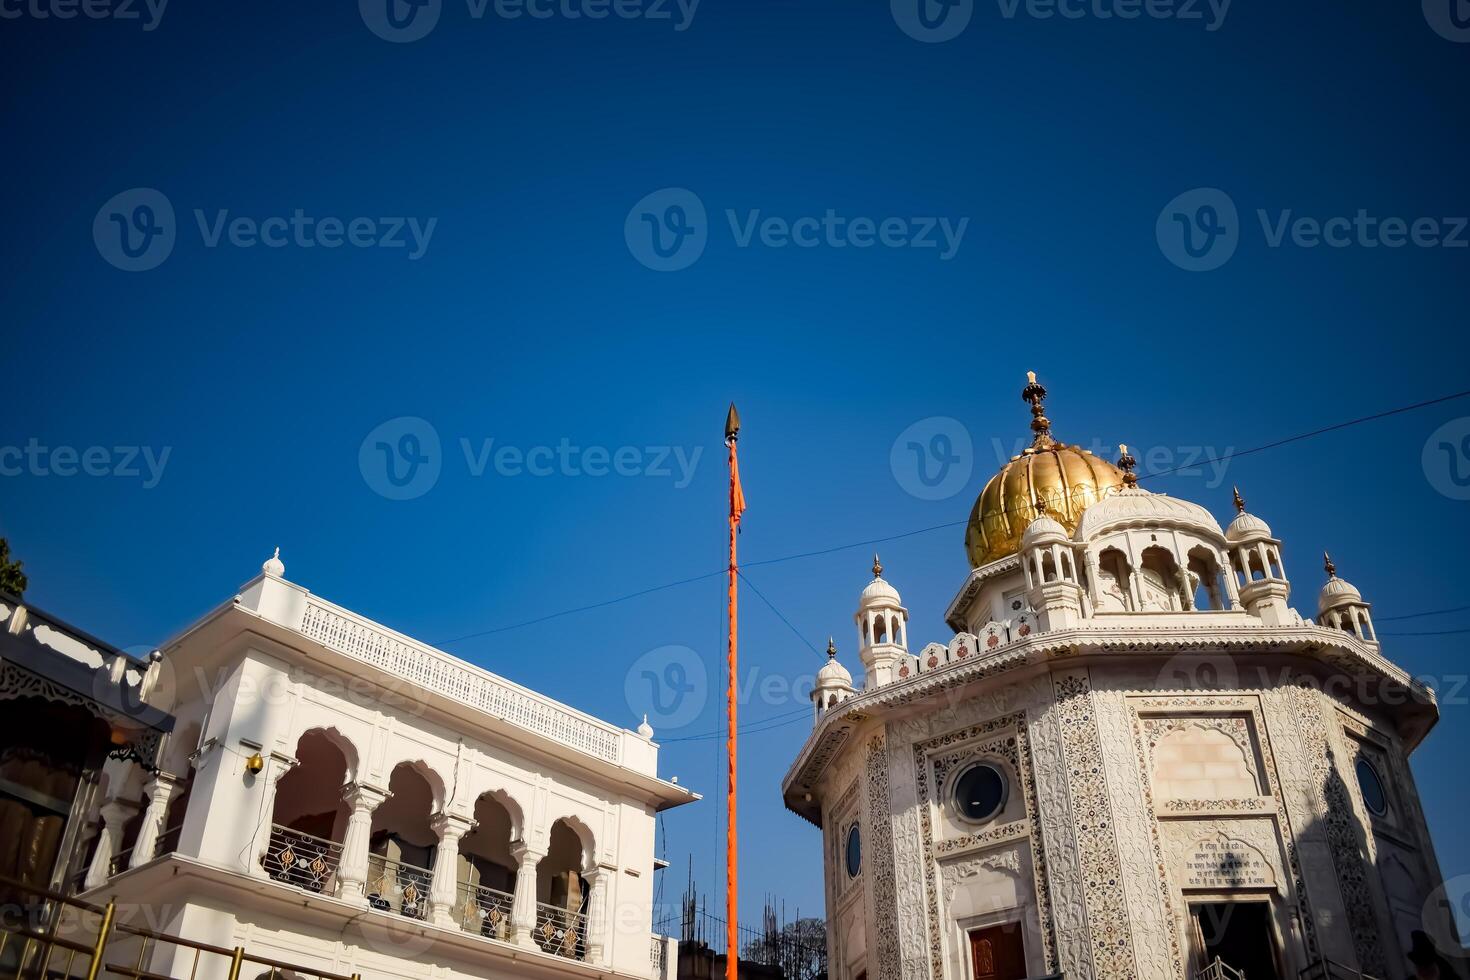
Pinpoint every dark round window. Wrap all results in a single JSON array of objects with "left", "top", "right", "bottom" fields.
[
  {"left": 953, "top": 763, "right": 1008, "bottom": 823},
  {"left": 1355, "top": 758, "right": 1388, "bottom": 817},
  {"left": 844, "top": 824, "right": 861, "bottom": 878}
]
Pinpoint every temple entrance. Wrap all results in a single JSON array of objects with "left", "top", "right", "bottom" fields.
[
  {"left": 1192, "top": 902, "right": 1281, "bottom": 980},
  {"left": 968, "top": 923, "right": 1026, "bottom": 980}
]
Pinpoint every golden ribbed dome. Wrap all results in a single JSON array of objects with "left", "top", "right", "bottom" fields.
[{"left": 964, "top": 373, "right": 1127, "bottom": 569}]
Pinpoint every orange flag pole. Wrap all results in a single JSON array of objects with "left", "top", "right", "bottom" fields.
[{"left": 724, "top": 403, "right": 744, "bottom": 980}]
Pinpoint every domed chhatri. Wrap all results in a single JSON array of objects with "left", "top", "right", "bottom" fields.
[
  {"left": 965, "top": 372, "right": 1127, "bottom": 569},
  {"left": 1226, "top": 486, "right": 1273, "bottom": 542}
]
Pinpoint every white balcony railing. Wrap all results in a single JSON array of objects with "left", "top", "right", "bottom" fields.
[
  {"left": 262, "top": 825, "right": 342, "bottom": 894},
  {"left": 298, "top": 599, "right": 622, "bottom": 764},
  {"left": 533, "top": 902, "right": 588, "bottom": 960}
]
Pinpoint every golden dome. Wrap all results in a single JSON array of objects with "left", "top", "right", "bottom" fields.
[{"left": 964, "top": 373, "right": 1127, "bottom": 569}]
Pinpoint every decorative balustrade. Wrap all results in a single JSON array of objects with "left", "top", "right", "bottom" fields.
[
  {"left": 298, "top": 600, "right": 622, "bottom": 763},
  {"left": 261, "top": 825, "right": 342, "bottom": 894},
  {"left": 533, "top": 902, "right": 588, "bottom": 960},
  {"left": 366, "top": 853, "right": 434, "bottom": 920},
  {"left": 651, "top": 934, "right": 669, "bottom": 978},
  {"left": 451, "top": 879, "right": 515, "bottom": 940}
]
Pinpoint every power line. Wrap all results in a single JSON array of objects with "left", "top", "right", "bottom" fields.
[
  {"left": 434, "top": 386, "right": 1470, "bottom": 646},
  {"left": 738, "top": 569, "right": 822, "bottom": 658},
  {"left": 1375, "top": 604, "right": 1470, "bottom": 622}
]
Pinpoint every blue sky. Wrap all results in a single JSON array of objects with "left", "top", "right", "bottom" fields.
[{"left": 2, "top": 0, "right": 1468, "bottom": 928}]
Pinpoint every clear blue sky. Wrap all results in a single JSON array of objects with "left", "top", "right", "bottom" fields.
[{"left": 2, "top": 0, "right": 1467, "bottom": 929}]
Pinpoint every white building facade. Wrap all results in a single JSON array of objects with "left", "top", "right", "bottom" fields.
[
  {"left": 785, "top": 375, "right": 1455, "bottom": 980},
  {"left": 76, "top": 553, "right": 694, "bottom": 980}
]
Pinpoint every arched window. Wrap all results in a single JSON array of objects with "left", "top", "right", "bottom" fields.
[
  {"left": 366, "top": 763, "right": 441, "bottom": 919},
  {"left": 1139, "top": 546, "right": 1185, "bottom": 612},
  {"left": 454, "top": 793, "right": 520, "bottom": 938},
  {"left": 1096, "top": 548, "right": 1133, "bottom": 612},
  {"left": 1187, "top": 547, "right": 1225, "bottom": 611},
  {"left": 537, "top": 819, "right": 593, "bottom": 959}
]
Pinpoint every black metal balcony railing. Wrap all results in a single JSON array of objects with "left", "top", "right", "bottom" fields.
[
  {"left": 452, "top": 880, "right": 515, "bottom": 940},
  {"left": 261, "top": 825, "right": 343, "bottom": 894},
  {"left": 534, "top": 902, "right": 588, "bottom": 960},
  {"left": 366, "top": 853, "right": 433, "bottom": 920}
]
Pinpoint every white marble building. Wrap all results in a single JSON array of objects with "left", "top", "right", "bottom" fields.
[
  {"left": 76, "top": 552, "right": 694, "bottom": 980},
  {"left": 784, "top": 374, "right": 1455, "bottom": 980}
]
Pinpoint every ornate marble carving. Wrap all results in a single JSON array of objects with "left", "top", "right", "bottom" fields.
[
  {"left": 1051, "top": 671, "right": 1136, "bottom": 979},
  {"left": 1285, "top": 683, "right": 1385, "bottom": 976},
  {"left": 913, "top": 711, "right": 1057, "bottom": 980},
  {"left": 867, "top": 734, "right": 902, "bottom": 980},
  {"left": 1133, "top": 691, "right": 1320, "bottom": 964}
]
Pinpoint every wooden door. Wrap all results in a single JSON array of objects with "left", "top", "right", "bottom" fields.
[{"left": 969, "top": 924, "right": 1027, "bottom": 980}]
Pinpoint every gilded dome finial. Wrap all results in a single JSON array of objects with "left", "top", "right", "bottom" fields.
[
  {"left": 872, "top": 553, "right": 883, "bottom": 578},
  {"left": 1324, "top": 552, "right": 1337, "bottom": 578},
  {"left": 1117, "top": 443, "right": 1139, "bottom": 487},
  {"left": 827, "top": 636, "right": 837, "bottom": 659},
  {"left": 1233, "top": 486, "right": 1246, "bottom": 514},
  {"left": 1021, "top": 371, "right": 1055, "bottom": 449}
]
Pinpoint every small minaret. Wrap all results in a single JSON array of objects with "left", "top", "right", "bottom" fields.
[
  {"left": 812, "top": 638, "right": 857, "bottom": 720},
  {"left": 1318, "top": 553, "right": 1378, "bottom": 645},
  {"left": 855, "top": 555, "right": 909, "bottom": 689},
  {"left": 1020, "top": 499, "right": 1084, "bottom": 630},
  {"left": 1224, "top": 487, "right": 1292, "bottom": 625}
]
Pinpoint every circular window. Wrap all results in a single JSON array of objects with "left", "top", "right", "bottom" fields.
[
  {"left": 844, "top": 824, "right": 862, "bottom": 878},
  {"left": 953, "top": 763, "right": 1008, "bottom": 823},
  {"left": 1355, "top": 758, "right": 1388, "bottom": 817}
]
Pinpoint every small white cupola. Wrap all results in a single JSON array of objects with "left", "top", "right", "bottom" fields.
[
  {"left": 262, "top": 547, "right": 285, "bottom": 578},
  {"left": 1020, "top": 500, "right": 1085, "bottom": 629},
  {"left": 812, "top": 637, "right": 857, "bottom": 720},
  {"left": 1318, "top": 553, "right": 1377, "bottom": 644},
  {"left": 855, "top": 555, "right": 909, "bottom": 689},
  {"left": 1225, "top": 488, "right": 1293, "bottom": 625}
]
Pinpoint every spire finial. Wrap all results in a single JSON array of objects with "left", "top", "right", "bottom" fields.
[
  {"left": 1117, "top": 443, "right": 1138, "bottom": 487},
  {"left": 1324, "top": 552, "right": 1337, "bottom": 578},
  {"left": 262, "top": 547, "right": 285, "bottom": 577},
  {"left": 872, "top": 553, "right": 883, "bottom": 578},
  {"left": 1021, "top": 370, "right": 1054, "bottom": 449},
  {"left": 724, "top": 403, "right": 740, "bottom": 444},
  {"left": 827, "top": 636, "right": 837, "bottom": 659},
  {"left": 1233, "top": 486, "right": 1246, "bottom": 514}
]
